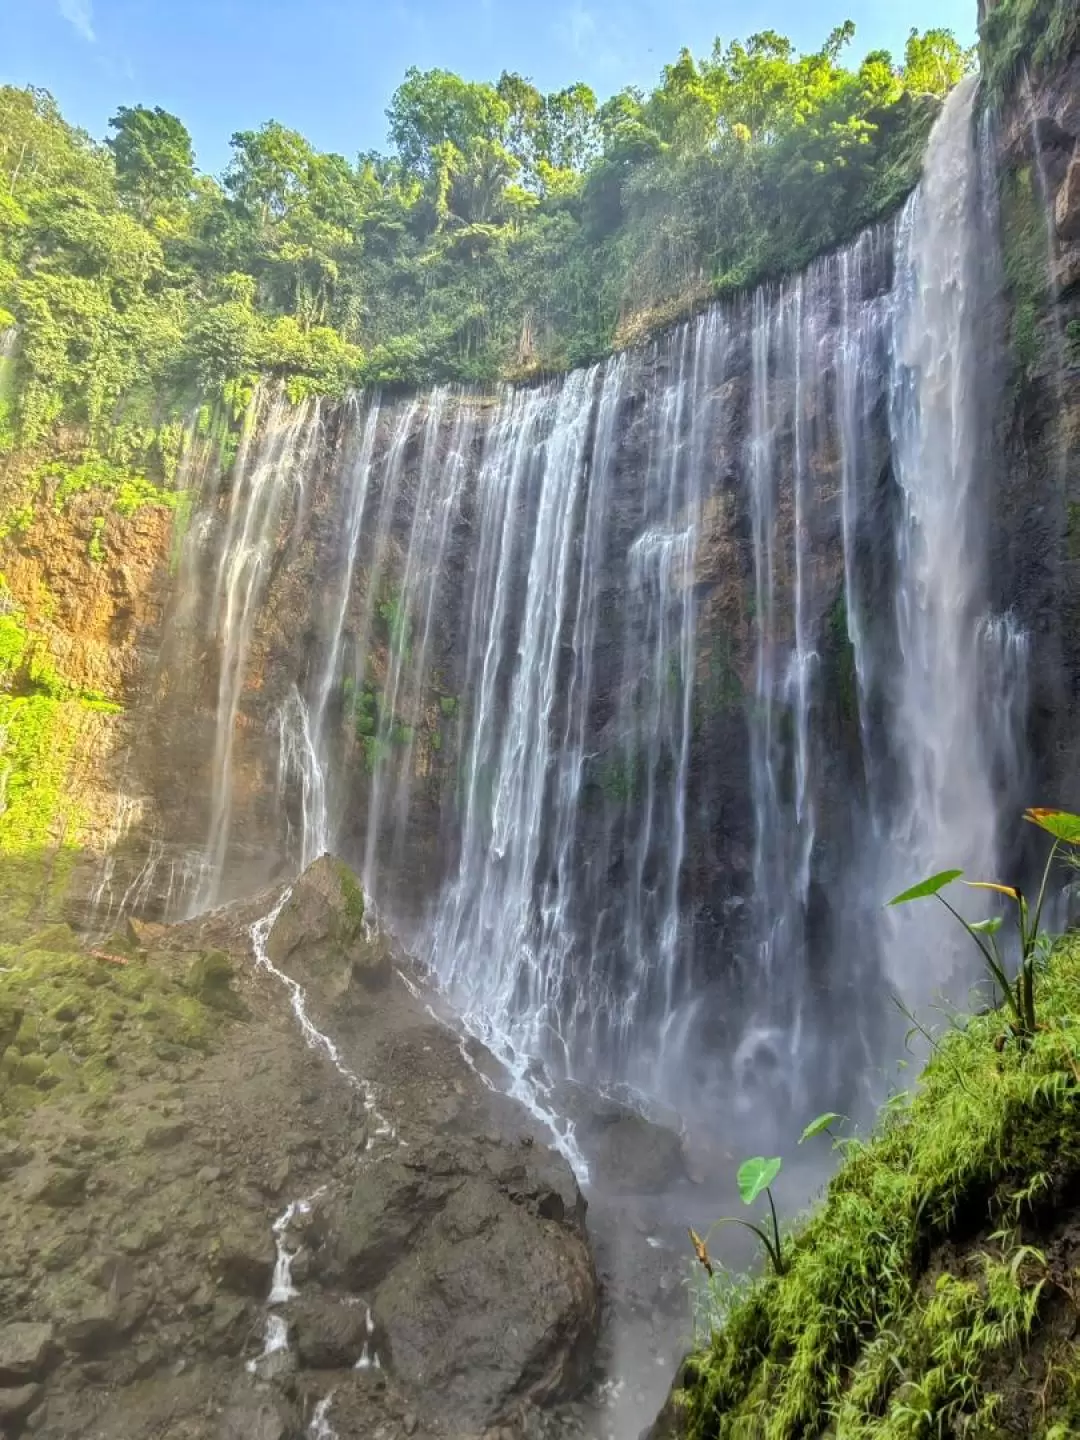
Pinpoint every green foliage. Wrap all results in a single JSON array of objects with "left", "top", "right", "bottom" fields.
[
  {"left": 0, "top": 22, "right": 966, "bottom": 426},
  {"left": 0, "top": 694, "right": 81, "bottom": 852},
  {"left": 87, "top": 515, "right": 105, "bottom": 563},
  {"left": 377, "top": 592, "right": 412, "bottom": 661},
  {"left": 36, "top": 456, "right": 186, "bottom": 519},
  {"left": 739, "top": 1156, "right": 783, "bottom": 1205},
  {"left": 890, "top": 809, "right": 1079, "bottom": 1045},
  {"left": 107, "top": 105, "right": 195, "bottom": 220},
  {"left": 595, "top": 751, "right": 641, "bottom": 806},
  {"left": 679, "top": 928, "right": 1080, "bottom": 1438},
  {"left": 696, "top": 1157, "right": 788, "bottom": 1279},
  {"left": 981, "top": 0, "right": 1079, "bottom": 107},
  {"left": 337, "top": 863, "right": 366, "bottom": 935}
]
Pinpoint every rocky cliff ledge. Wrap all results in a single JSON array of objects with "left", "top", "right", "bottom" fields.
[{"left": 0, "top": 857, "right": 612, "bottom": 1440}]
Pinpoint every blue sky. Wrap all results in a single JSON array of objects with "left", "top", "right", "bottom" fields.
[{"left": 7, "top": 0, "right": 976, "bottom": 175}]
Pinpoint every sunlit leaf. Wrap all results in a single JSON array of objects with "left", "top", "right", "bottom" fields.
[
  {"left": 887, "top": 870, "right": 963, "bottom": 906},
  {"left": 1024, "top": 808, "right": 1080, "bottom": 844},
  {"left": 738, "top": 1156, "right": 782, "bottom": 1206},
  {"left": 799, "top": 1112, "right": 843, "bottom": 1144},
  {"left": 969, "top": 916, "right": 1004, "bottom": 935},
  {"left": 964, "top": 881, "right": 1019, "bottom": 900}
]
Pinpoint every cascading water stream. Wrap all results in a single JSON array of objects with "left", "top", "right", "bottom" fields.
[
  {"left": 196, "top": 393, "right": 323, "bottom": 910},
  {"left": 879, "top": 77, "right": 1026, "bottom": 1000}
]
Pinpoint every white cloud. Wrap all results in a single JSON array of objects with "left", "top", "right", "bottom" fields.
[{"left": 58, "top": 0, "right": 95, "bottom": 43}]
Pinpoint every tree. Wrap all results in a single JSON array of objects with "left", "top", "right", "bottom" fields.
[
  {"left": 107, "top": 105, "right": 194, "bottom": 219},
  {"left": 386, "top": 69, "right": 510, "bottom": 177},
  {"left": 224, "top": 122, "right": 317, "bottom": 227},
  {"left": 903, "top": 28, "right": 975, "bottom": 98}
]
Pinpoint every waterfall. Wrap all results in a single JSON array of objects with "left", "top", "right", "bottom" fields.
[
  {"left": 880, "top": 77, "right": 1026, "bottom": 1000},
  {"left": 196, "top": 392, "right": 323, "bottom": 910},
  {"left": 156, "top": 75, "right": 1029, "bottom": 1131}
]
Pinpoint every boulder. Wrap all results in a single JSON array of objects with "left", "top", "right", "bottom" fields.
[
  {"left": 0, "top": 1323, "right": 54, "bottom": 1383},
  {"left": 550, "top": 1081, "right": 686, "bottom": 1194},
  {"left": 30, "top": 1166, "right": 88, "bottom": 1208},
  {"left": 590, "top": 1112, "right": 686, "bottom": 1195},
  {"left": 0, "top": 1383, "right": 41, "bottom": 1425},
  {"left": 329, "top": 1156, "right": 453, "bottom": 1290},
  {"left": 373, "top": 1174, "right": 598, "bottom": 1429},
  {"left": 141, "top": 1120, "right": 191, "bottom": 1151},
  {"left": 291, "top": 1296, "right": 376, "bottom": 1369},
  {"left": 187, "top": 950, "right": 247, "bottom": 1015},
  {"left": 216, "top": 1221, "right": 276, "bottom": 1296},
  {"left": 64, "top": 1301, "right": 122, "bottom": 1357},
  {"left": 266, "top": 857, "right": 391, "bottom": 995},
  {"left": 218, "top": 1383, "right": 299, "bottom": 1440}
]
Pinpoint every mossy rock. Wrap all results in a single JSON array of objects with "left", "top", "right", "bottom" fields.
[
  {"left": 186, "top": 949, "right": 246, "bottom": 1016},
  {"left": 26, "top": 924, "right": 78, "bottom": 954},
  {"left": 0, "top": 938, "right": 222, "bottom": 1114}
]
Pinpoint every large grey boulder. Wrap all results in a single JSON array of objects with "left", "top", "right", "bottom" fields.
[
  {"left": 316, "top": 1139, "right": 598, "bottom": 1432},
  {"left": 373, "top": 1175, "right": 597, "bottom": 1428}
]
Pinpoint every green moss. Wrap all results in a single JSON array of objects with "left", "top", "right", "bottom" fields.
[
  {"left": 1067, "top": 502, "right": 1080, "bottom": 561},
  {"left": 678, "top": 934, "right": 1080, "bottom": 1439},
  {"left": 825, "top": 592, "right": 859, "bottom": 725},
  {"left": 0, "top": 938, "right": 225, "bottom": 1115},
  {"left": 1067, "top": 321, "right": 1080, "bottom": 372},
  {"left": 87, "top": 515, "right": 106, "bottom": 564},
  {"left": 1000, "top": 163, "right": 1050, "bottom": 382},
  {"left": 439, "top": 695, "right": 459, "bottom": 719},
  {"left": 186, "top": 949, "right": 245, "bottom": 1015},
  {"left": 0, "top": 694, "right": 81, "bottom": 852},
  {"left": 0, "top": 608, "right": 30, "bottom": 680},
  {"left": 338, "top": 865, "right": 366, "bottom": 937},
  {"left": 981, "top": 0, "right": 1079, "bottom": 106},
  {"left": 696, "top": 636, "right": 743, "bottom": 723},
  {"left": 594, "top": 751, "right": 641, "bottom": 806},
  {"left": 377, "top": 591, "right": 412, "bottom": 663}
]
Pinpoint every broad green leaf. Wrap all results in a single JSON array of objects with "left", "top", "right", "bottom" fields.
[
  {"left": 887, "top": 870, "right": 963, "bottom": 906},
  {"left": 969, "top": 916, "right": 1004, "bottom": 935},
  {"left": 738, "top": 1156, "right": 782, "bottom": 1206},
  {"left": 1024, "top": 808, "right": 1080, "bottom": 844},
  {"left": 799, "top": 1112, "right": 843, "bottom": 1144}
]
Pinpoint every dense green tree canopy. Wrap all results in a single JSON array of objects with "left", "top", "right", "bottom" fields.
[
  {"left": 0, "top": 20, "right": 981, "bottom": 462},
  {"left": 107, "top": 105, "right": 195, "bottom": 220}
]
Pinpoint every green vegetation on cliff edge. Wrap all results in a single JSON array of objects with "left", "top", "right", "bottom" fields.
[
  {"left": 671, "top": 934, "right": 1080, "bottom": 1438},
  {"left": 0, "top": 23, "right": 973, "bottom": 459}
]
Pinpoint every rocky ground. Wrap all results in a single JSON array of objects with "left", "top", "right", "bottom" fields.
[{"left": 0, "top": 856, "right": 714, "bottom": 1440}]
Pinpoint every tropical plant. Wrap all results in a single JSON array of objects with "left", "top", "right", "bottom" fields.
[
  {"left": 689, "top": 1110, "right": 847, "bottom": 1283},
  {"left": 888, "top": 807, "right": 1080, "bottom": 1047},
  {"left": 690, "top": 1155, "right": 788, "bottom": 1281}
]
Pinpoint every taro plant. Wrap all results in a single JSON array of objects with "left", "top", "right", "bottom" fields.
[
  {"left": 888, "top": 807, "right": 1080, "bottom": 1048},
  {"left": 688, "top": 1114, "right": 844, "bottom": 1282},
  {"left": 690, "top": 1156, "right": 786, "bottom": 1279}
]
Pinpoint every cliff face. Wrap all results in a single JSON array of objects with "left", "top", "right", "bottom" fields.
[{"left": 992, "top": 45, "right": 1080, "bottom": 838}]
